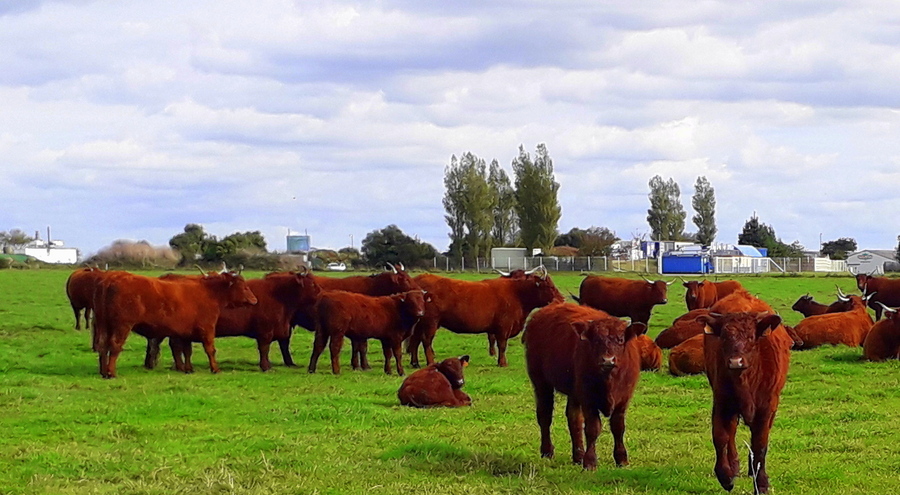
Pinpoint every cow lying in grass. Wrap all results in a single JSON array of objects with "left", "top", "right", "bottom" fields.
[
  {"left": 863, "top": 302, "right": 900, "bottom": 361},
  {"left": 398, "top": 355, "right": 472, "bottom": 407}
]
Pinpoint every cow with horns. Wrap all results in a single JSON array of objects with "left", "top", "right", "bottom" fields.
[
  {"left": 863, "top": 302, "right": 900, "bottom": 361},
  {"left": 856, "top": 272, "right": 900, "bottom": 320},
  {"left": 574, "top": 274, "right": 671, "bottom": 325},
  {"left": 409, "top": 265, "right": 564, "bottom": 367},
  {"left": 790, "top": 287, "right": 856, "bottom": 318},
  {"left": 789, "top": 292, "right": 874, "bottom": 349},
  {"left": 681, "top": 278, "right": 744, "bottom": 311}
]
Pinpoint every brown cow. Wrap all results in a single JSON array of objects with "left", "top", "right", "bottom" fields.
[
  {"left": 682, "top": 279, "right": 743, "bottom": 311},
  {"left": 408, "top": 266, "right": 564, "bottom": 367},
  {"left": 668, "top": 334, "right": 705, "bottom": 376},
  {"left": 655, "top": 309, "right": 711, "bottom": 349},
  {"left": 856, "top": 273, "right": 900, "bottom": 320},
  {"left": 700, "top": 292, "right": 792, "bottom": 494},
  {"left": 398, "top": 355, "right": 472, "bottom": 407},
  {"left": 790, "top": 287, "right": 855, "bottom": 317},
  {"left": 524, "top": 303, "right": 644, "bottom": 469},
  {"left": 790, "top": 294, "right": 873, "bottom": 349},
  {"left": 863, "top": 303, "right": 900, "bottom": 361},
  {"left": 574, "top": 274, "right": 670, "bottom": 325},
  {"left": 308, "top": 289, "right": 429, "bottom": 375},
  {"left": 292, "top": 263, "right": 420, "bottom": 370},
  {"left": 65, "top": 267, "right": 107, "bottom": 330},
  {"left": 92, "top": 270, "right": 258, "bottom": 378},
  {"left": 148, "top": 271, "right": 322, "bottom": 372},
  {"left": 635, "top": 335, "right": 662, "bottom": 371}
]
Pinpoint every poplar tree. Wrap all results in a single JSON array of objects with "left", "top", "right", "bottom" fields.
[
  {"left": 691, "top": 176, "right": 717, "bottom": 246},
  {"left": 443, "top": 152, "right": 495, "bottom": 260},
  {"left": 647, "top": 175, "right": 686, "bottom": 241},
  {"left": 488, "top": 159, "right": 517, "bottom": 246},
  {"left": 513, "top": 143, "right": 561, "bottom": 253}
]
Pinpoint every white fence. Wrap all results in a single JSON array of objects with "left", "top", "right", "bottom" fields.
[{"left": 713, "top": 257, "right": 848, "bottom": 274}]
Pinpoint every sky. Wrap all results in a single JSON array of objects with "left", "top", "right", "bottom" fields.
[{"left": 3, "top": 0, "right": 900, "bottom": 258}]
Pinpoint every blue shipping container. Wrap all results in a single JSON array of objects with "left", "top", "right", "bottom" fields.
[{"left": 661, "top": 254, "right": 713, "bottom": 274}]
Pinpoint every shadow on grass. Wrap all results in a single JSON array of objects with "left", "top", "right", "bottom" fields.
[
  {"left": 380, "top": 442, "right": 712, "bottom": 492},
  {"left": 825, "top": 350, "right": 865, "bottom": 363}
]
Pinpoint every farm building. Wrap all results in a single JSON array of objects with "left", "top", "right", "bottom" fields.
[
  {"left": 846, "top": 250, "right": 898, "bottom": 274},
  {"left": 16, "top": 239, "right": 78, "bottom": 264}
]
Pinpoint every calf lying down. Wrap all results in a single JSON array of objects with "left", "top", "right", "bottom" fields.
[{"left": 398, "top": 355, "right": 472, "bottom": 408}]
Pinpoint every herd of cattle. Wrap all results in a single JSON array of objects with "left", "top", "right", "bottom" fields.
[{"left": 64, "top": 265, "right": 900, "bottom": 495}]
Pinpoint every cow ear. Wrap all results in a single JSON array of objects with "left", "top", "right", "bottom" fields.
[
  {"left": 459, "top": 355, "right": 469, "bottom": 366},
  {"left": 572, "top": 321, "right": 591, "bottom": 340},
  {"left": 698, "top": 314, "right": 720, "bottom": 336},
  {"left": 625, "top": 322, "right": 646, "bottom": 341},
  {"left": 756, "top": 313, "right": 782, "bottom": 339}
]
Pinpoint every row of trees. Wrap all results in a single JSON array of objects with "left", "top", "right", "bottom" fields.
[
  {"left": 443, "top": 144, "right": 561, "bottom": 261},
  {"left": 0, "top": 229, "right": 35, "bottom": 253},
  {"left": 646, "top": 175, "right": 717, "bottom": 246}
]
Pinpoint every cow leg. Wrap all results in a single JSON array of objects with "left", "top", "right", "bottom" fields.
[
  {"left": 406, "top": 330, "right": 422, "bottom": 368},
  {"left": 144, "top": 337, "right": 161, "bottom": 370},
  {"left": 351, "top": 340, "right": 362, "bottom": 370},
  {"left": 98, "top": 350, "right": 109, "bottom": 378},
  {"left": 712, "top": 406, "right": 740, "bottom": 492},
  {"left": 749, "top": 414, "right": 775, "bottom": 494},
  {"left": 359, "top": 340, "right": 371, "bottom": 370},
  {"left": 533, "top": 382, "right": 555, "bottom": 459},
  {"left": 488, "top": 333, "right": 497, "bottom": 356},
  {"left": 308, "top": 330, "right": 329, "bottom": 373},
  {"left": 610, "top": 406, "right": 629, "bottom": 467},
  {"left": 392, "top": 338, "right": 405, "bottom": 376},
  {"left": 564, "top": 396, "right": 585, "bottom": 464},
  {"left": 277, "top": 338, "right": 296, "bottom": 367},
  {"left": 581, "top": 406, "right": 602, "bottom": 470},
  {"left": 105, "top": 333, "right": 126, "bottom": 379},
  {"left": 874, "top": 302, "right": 883, "bottom": 321},
  {"left": 169, "top": 338, "right": 190, "bottom": 373},
  {"left": 380, "top": 339, "right": 394, "bottom": 375},
  {"left": 452, "top": 389, "right": 472, "bottom": 406},
  {"left": 84, "top": 307, "right": 92, "bottom": 330},
  {"left": 422, "top": 329, "right": 437, "bottom": 367},
  {"left": 200, "top": 335, "right": 220, "bottom": 374},
  {"left": 329, "top": 335, "right": 344, "bottom": 374},
  {"left": 496, "top": 334, "right": 510, "bottom": 367},
  {"left": 257, "top": 338, "right": 273, "bottom": 372},
  {"left": 72, "top": 306, "right": 82, "bottom": 330}
]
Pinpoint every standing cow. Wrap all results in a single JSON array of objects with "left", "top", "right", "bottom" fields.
[
  {"left": 524, "top": 303, "right": 644, "bottom": 469},
  {"left": 700, "top": 292, "right": 792, "bottom": 494},
  {"left": 409, "top": 266, "right": 564, "bottom": 367},
  {"left": 147, "top": 270, "right": 322, "bottom": 372},
  {"left": 92, "top": 270, "right": 258, "bottom": 378},
  {"left": 682, "top": 279, "right": 743, "bottom": 311},
  {"left": 856, "top": 273, "right": 900, "bottom": 320},
  {"left": 308, "top": 289, "right": 429, "bottom": 375},
  {"left": 65, "top": 266, "right": 108, "bottom": 330},
  {"left": 574, "top": 275, "right": 671, "bottom": 325}
]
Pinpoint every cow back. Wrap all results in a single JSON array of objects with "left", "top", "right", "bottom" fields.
[
  {"left": 579, "top": 275, "right": 668, "bottom": 320},
  {"left": 792, "top": 297, "right": 873, "bottom": 349},
  {"left": 656, "top": 309, "right": 710, "bottom": 349},
  {"left": 863, "top": 312, "right": 900, "bottom": 361}
]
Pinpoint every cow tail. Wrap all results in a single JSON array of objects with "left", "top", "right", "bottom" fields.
[{"left": 91, "top": 283, "right": 109, "bottom": 353}]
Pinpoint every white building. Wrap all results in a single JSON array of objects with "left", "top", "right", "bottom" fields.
[
  {"left": 846, "top": 249, "right": 896, "bottom": 275},
  {"left": 16, "top": 238, "right": 79, "bottom": 264}
]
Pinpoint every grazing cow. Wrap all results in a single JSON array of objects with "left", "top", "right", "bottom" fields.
[
  {"left": 308, "top": 290, "right": 429, "bottom": 375},
  {"left": 863, "top": 303, "right": 900, "bottom": 361},
  {"left": 700, "top": 292, "right": 793, "bottom": 494},
  {"left": 147, "top": 271, "right": 322, "bottom": 372},
  {"left": 574, "top": 275, "right": 670, "bottom": 325},
  {"left": 856, "top": 273, "right": 900, "bottom": 320},
  {"left": 65, "top": 267, "right": 107, "bottom": 330},
  {"left": 292, "top": 263, "right": 420, "bottom": 370},
  {"left": 408, "top": 266, "right": 564, "bottom": 367},
  {"left": 682, "top": 279, "right": 744, "bottom": 311},
  {"left": 398, "top": 355, "right": 472, "bottom": 407},
  {"left": 655, "top": 309, "right": 711, "bottom": 349},
  {"left": 92, "top": 270, "right": 258, "bottom": 378},
  {"left": 668, "top": 334, "right": 705, "bottom": 376},
  {"left": 789, "top": 294, "right": 873, "bottom": 349},
  {"left": 523, "top": 303, "right": 644, "bottom": 469},
  {"left": 634, "top": 334, "right": 662, "bottom": 371}
]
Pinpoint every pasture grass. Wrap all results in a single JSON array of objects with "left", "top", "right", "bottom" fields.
[{"left": 1, "top": 269, "right": 898, "bottom": 494}]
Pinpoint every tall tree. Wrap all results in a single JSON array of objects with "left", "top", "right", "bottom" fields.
[
  {"left": 361, "top": 224, "right": 438, "bottom": 269},
  {"left": 646, "top": 175, "right": 686, "bottom": 241},
  {"left": 169, "top": 223, "right": 210, "bottom": 265},
  {"left": 691, "top": 176, "right": 717, "bottom": 246},
  {"left": 0, "top": 229, "right": 35, "bottom": 252},
  {"left": 488, "top": 159, "right": 517, "bottom": 246},
  {"left": 513, "top": 143, "right": 561, "bottom": 253},
  {"left": 820, "top": 237, "right": 857, "bottom": 260},
  {"left": 579, "top": 227, "right": 619, "bottom": 256},
  {"left": 443, "top": 153, "right": 495, "bottom": 261}
]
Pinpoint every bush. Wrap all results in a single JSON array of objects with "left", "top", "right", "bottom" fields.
[{"left": 86, "top": 240, "right": 180, "bottom": 270}]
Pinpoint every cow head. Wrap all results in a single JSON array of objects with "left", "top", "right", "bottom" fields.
[
  {"left": 396, "top": 290, "right": 431, "bottom": 319},
  {"left": 682, "top": 280, "right": 706, "bottom": 310},
  {"left": 791, "top": 294, "right": 815, "bottom": 313},
  {"left": 876, "top": 302, "right": 900, "bottom": 322},
  {"left": 641, "top": 275, "right": 670, "bottom": 306},
  {"left": 435, "top": 355, "right": 469, "bottom": 389},
  {"left": 856, "top": 273, "right": 874, "bottom": 293},
  {"left": 206, "top": 271, "right": 258, "bottom": 307},
  {"left": 700, "top": 312, "right": 782, "bottom": 372},
  {"left": 572, "top": 318, "right": 644, "bottom": 370},
  {"left": 372, "top": 263, "right": 420, "bottom": 294},
  {"left": 518, "top": 266, "right": 565, "bottom": 306}
]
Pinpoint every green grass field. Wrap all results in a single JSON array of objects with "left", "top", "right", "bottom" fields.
[{"left": 1, "top": 269, "right": 898, "bottom": 494}]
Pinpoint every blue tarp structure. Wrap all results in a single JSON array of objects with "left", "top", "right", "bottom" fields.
[{"left": 736, "top": 245, "right": 764, "bottom": 257}]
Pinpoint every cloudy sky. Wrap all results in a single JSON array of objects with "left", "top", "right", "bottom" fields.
[{"left": 3, "top": 0, "right": 900, "bottom": 257}]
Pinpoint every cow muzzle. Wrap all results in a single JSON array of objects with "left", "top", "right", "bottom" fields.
[
  {"left": 727, "top": 357, "right": 747, "bottom": 370},
  {"left": 600, "top": 355, "right": 617, "bottom": 368}
]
